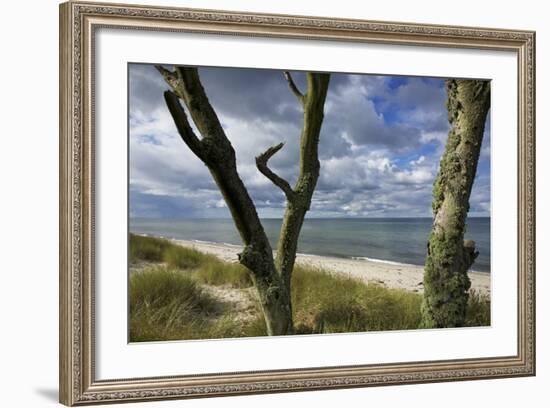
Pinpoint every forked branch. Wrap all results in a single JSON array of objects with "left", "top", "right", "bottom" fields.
[
  {"left": 275, "top": 72, "right": 330, "bottom": 289},
  {"left": 256, "top": 142, "right": 295, "bottom": 201},
  {"left": 158, "top": 66, "right": 330, "bottom": 336},
  {"left": 158, "top": 65, "right": 296, "bottom": 336},
  {"left": 155, "top": 65, "right": 180, "bottom": 94},
  {"left": 163, "top": 91, "right": 204, "bottom": 160}
]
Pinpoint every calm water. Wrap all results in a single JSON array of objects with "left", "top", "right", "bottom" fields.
[{"left": 130, "top": 217, "right": 491, "bottom": 272}]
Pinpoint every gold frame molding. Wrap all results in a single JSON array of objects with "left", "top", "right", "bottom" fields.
[{"left": 59, "top": 1, "right": 536, "bottom": 405}]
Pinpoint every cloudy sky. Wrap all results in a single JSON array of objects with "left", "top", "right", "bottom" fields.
[{"left": 129, "top": 64, "right": 490, "bottom": 219}]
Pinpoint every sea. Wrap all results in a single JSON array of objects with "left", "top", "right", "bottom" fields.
[{"left": 129, "top": 217, "right": 491, "bottom": 273}]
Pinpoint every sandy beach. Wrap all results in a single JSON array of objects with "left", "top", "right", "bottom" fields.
[{"left": 167, "top": 238, "right": 491, "bottom": 296}]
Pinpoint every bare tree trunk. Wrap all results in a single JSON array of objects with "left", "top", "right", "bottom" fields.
[
  {"left": 420, "top": 79, "right": 491, "bottom": 328},
  {"left": 264, "top": 73, "right": 330, "bottom": 295},
  {"left": 157, "top": 66, "right": 329, "bottom": 335}
]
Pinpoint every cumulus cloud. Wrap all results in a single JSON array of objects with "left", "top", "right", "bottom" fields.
[
  {"left": 322, "top": 75, "right": 423, "bottom": 151},
  {"left": 128, "top": 64, "right": 491, "bottom": 218}
]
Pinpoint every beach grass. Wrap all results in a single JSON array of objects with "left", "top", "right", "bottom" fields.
[
  {"left": 163, "top": 245, "right": 213, "bottom": 270},
  {"left": 129, "top": 233, "right": 172, "bottom": 263},
  {"left": 464, "top": 290, "right": 492, "bottom": 327},
  {"left": 129, "top": 234, "right": 490, "bottom": 341},
  {"left": 130, "top": 266, "right": 266, "bottom": 341},
  {"left": 130, "top": 234, "right": 252, "bottom": 288},
  {"left": 291, "top": 265, "right": 422, "bottom": 333},
  {"left": 130, "top": 266, "right": 218, "bottom": 341},
  {"left": 193, "top": 259, "right": 253, "bottom": 288}
]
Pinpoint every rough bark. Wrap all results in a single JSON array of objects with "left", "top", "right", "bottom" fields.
[
  {"left": 157, "top": 66, "right": 329, "bottom": 335},
  {"left": 274, "top": 73, "right": 330, "bottom": 291},
  {"left": 420, "top": 79, "right": 491, "bottom": 328}
]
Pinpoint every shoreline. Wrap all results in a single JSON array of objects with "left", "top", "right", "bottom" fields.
[{"left": 149, "top": 235, "right": 491, "bottom": 296}]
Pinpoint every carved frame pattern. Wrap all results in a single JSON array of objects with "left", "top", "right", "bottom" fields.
[{"left": 59, "top": 1, "right": 535, "bottom": 405}]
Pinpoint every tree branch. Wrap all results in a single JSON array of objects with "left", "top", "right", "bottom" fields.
[
  {"left": 163, "top": 91, "right": 204, "bottom": 159},
  {"left": 420, "top": 79, "right": 490, "bottom": 328},
  {"left": 283, "top": 71, "right": 304, "bottom": 103},
  {"left": 158, "top": 65, "right": 295, "bottom": 335},
  {"left": 155, "top": 65, "right": 180, "bottom": 94},
  {"left": 256, "top": 143, "right": 295, "bottom": 201},
  {"left": 275, "top": 72, "right": 331, "bottom": 290},
  {"left": 159, "top": 66, "right": 268, "bottom": 248}
]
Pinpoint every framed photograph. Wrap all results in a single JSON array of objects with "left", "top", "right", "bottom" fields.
[{"left": 59, "top": 1, "right": 535, "bottom": 405}]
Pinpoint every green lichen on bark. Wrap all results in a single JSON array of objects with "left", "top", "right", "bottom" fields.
[
  {"left": 275, "top": 73, "right": 330, "bottom": 292},
  {"left": 158, "top": 66, "right": 329, "bottom": 335},
  {"left": 421, "top": 79, "right": 490, "bottom": 328}
]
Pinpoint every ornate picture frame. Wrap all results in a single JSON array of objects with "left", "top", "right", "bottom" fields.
[{"left": 59, "top": 1, "right": 535, "bottom": 405}]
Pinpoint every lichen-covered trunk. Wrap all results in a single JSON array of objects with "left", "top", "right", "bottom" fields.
[
  {"left": 242, "top": 257, "right": 294, "bottom": 335},
  {"left": 158, "top": 67, "right": 329, "bottom": 336},
  {"left": 158, "top": 66, "right": 293, "bottom": 335},
  {"left": 275, "top": 73, "right": 329, "bottom": 293},
  {"left": 276, "top": 204, "right": 308, "bottom": 292},
  {"left": 208, "top": 171, "right": 294, "bottom": 336},
  {"left": 420, "top": 79, "right": 491, "bottom": 328}
]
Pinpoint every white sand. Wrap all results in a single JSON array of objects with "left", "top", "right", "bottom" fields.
[{"left": 169, "top": 238, "right": 491, "bottom": 295}]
